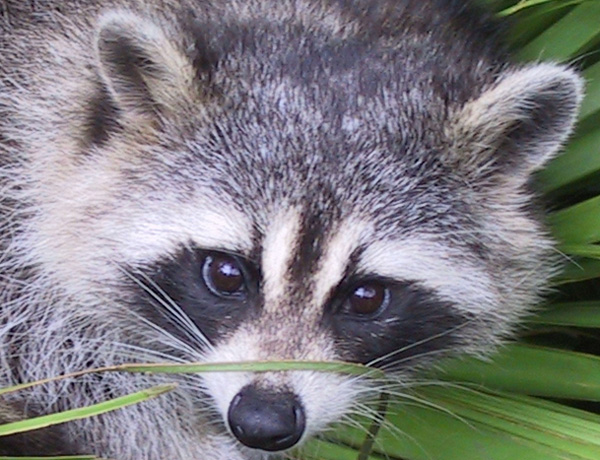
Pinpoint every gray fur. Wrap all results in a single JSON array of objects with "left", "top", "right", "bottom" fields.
[{"left": 0, "top": 1, "right": 583, "bottom": 459}]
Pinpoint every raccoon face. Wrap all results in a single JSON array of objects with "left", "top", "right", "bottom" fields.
[
  {"left": 24, "top": 7, "right": 581, "bottom": 457},
  {"left": 130, "top": 210, "right": 476, "bottom": 452}
]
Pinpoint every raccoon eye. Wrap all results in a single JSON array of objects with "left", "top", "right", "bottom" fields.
[
  {"left": 202, "top": 254, "right": 246, "bottom": 297},
  {"left": 346, "top": 283, "right": 390, "bottom": 316}
]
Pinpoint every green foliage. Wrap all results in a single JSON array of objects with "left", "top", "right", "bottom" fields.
[
  {"left": 0, "top": 385, "right": 176, "bottom": 438},
  {"left": 2, "top": 1, "right": 600, "bottom": 459}
]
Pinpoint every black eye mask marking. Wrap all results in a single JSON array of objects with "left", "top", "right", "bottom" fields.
[
  {"left": 128, "top": 243, "right": 467, "bottom": 369},
  {"left": 325, "top": 280, "right": 470, "bottom": 370},
  {"left": 129, "top": 246, "right": 259, "bottom": 348}
]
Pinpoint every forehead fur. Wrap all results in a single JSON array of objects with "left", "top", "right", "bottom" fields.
[{"left": 86, "top": 0, "right": 504, "bottom": 213}]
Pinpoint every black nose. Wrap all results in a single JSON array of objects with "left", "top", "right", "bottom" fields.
[{"left": 227, "top": 384, "right": 306, "bottom": 452}]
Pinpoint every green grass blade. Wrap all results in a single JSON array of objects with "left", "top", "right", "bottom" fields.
[
  {"left": 434, "top": 344, "right": 600, "bottom": 400},
  {"left": 538, "top": 60, "right": 600, "bottom": 192},
  {"left": 0, "top": 361, "right": 379, "bottom": 397},
  {"left": 556, "top": 258, "right": 600, "bottom": 283},
  {"left": 118, "top": 360, "right": 381, "bottom": 377},
  {"left": 532, "top": 301, "right": 600, "bottom": 326},
  {"left": 400, "top": 388, "right": 600, "bottom": 457},
  {"left": 331, "top": 390, "right": 600, "bottom": 460},
  {"left": 579, "top": 60, "right": 600, "bottom": 119},
  {"left": 421, "top": 387, "right": 600, "bottom": 444},
  {"left": 559, "top": 244, "right": 600, "bottom": 258},
  {"left": 499, "top": 0, "right": 584, "bottom": 16},
  {"left": 0, "top": 384, "right": 175, "bottom": 437},
  {"left": 549, "top": 195, "right": 600, "bottom": 244},
  {"left": 518, "top": 1, "right": 600, "bottom": 61},
  {"left": 501, "top": 1, "right": 576, "bottom": 49},
  {"left": 300, "top": 439, "right": 387, "bottom": 460},
  {"left": 538, "top": 127, "right": 600, "bottom": 193}
]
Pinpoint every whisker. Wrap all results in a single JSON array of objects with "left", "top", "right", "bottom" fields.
[
  {"left": 366, "top": 320, "right": 473, "bottom": 369},
  {"left": 376, "top": 348, "right": 457, "bottom": 372},
  {"left": 118, "top": 265, "right": 214, "bottom": 352},
  {"left": 118, "top": 307, "right": 203, "bottom": 359}
]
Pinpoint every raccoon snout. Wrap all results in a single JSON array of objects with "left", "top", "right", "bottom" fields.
[{"left": 227, "top": 384, "right": 306, "bottom": 452}]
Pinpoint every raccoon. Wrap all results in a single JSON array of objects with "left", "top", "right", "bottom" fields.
[{"left": 0, "top": 0, "right": 583, "bottom": 458}]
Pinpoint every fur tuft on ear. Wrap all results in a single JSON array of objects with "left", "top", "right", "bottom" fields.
[
  {"left": 448, "top": 63, "right": 584, "bottom": 183},
  {"left": 95, "top": 10, "right": 209, "bottom": 122}
]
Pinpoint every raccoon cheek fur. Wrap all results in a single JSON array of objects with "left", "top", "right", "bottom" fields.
[{"left": 0, "top": 1, "right": 583, "bottom": 459}]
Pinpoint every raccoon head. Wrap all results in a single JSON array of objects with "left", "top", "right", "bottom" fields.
[{"left": 34, "top": 7, "right": 582, "bottom": 457}]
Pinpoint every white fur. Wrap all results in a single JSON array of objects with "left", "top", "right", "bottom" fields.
[
  {"left": 262, "top": 208, "right": 302, "bottom": 306},
  {"left": 313, "top": 219, "right": 371, "bottom": 307},
  {"left": 360, "top": 236, "right": 498, "bottom": 316}
]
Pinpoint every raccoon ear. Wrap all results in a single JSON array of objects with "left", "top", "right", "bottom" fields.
[
  {"left": 95, "top": 11, "right": 205, "bottom": 122},
  {"left": 449, "top": 64, "right": 583, "bottom": 182}
]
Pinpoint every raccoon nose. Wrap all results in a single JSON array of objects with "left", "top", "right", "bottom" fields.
[{"left": 227, "top": 384, "right": 306, "bottom": 452}]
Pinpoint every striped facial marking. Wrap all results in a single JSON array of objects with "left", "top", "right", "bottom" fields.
[
  {"left": 261, "top": 212, "right": 370, "bottom": 317},
  {"left": 310, "top": 220, "right": 370, "bottom": 308},
  {"left": 261, "top": 208, "right": 303, "bottom": 307}
]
